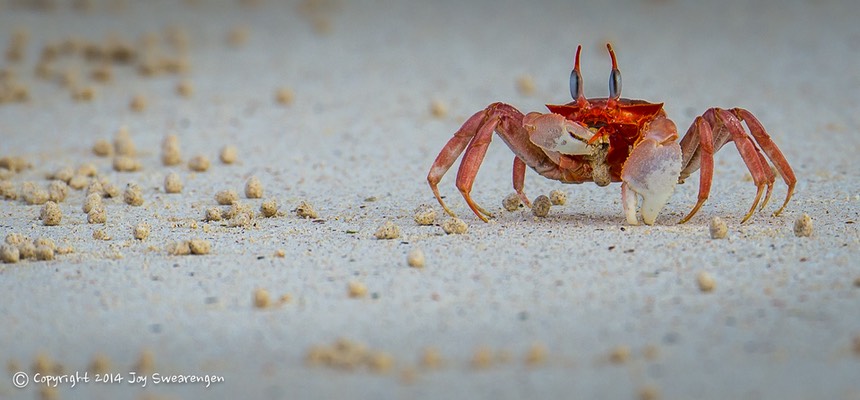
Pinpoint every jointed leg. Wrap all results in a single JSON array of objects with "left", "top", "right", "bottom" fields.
[
  {"left": 512, "top": 157, "right": 531, "bottom": 207},
  {"left": 427, "top": 109, "right": 489, "bottom": 217},
  {"left": 678, "top": 116, "right": 714, "bottom": 223},
  {"left": 455, "top": 116, "right": 500, "bottom": 222}
]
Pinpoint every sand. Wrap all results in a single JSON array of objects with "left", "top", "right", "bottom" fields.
[{"left": 1, "top": 1, "right": 858, "bottom": 399}]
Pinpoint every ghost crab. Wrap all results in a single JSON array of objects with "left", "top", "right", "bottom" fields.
[{"left": 427, "top": 44, "right": 796, "bottom": 225}]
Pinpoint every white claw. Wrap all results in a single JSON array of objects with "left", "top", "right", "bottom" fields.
[
  {"left": 621, "top": 138, "right": 682, "bottom": 225},
  {"left": 523, "top": 112, "right": 594, "bottom": 156}
]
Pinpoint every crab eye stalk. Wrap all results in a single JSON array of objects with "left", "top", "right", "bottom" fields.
[
  {"left": 606, "top": 43, "right": 621, "bottom": 100},
  {"left": 570, "top": 45, "right": 584, "bottom": 101}
]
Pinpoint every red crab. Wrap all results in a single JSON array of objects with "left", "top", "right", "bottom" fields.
[{"left": 427, "top": 44, "right": 796, "bottom": 225}]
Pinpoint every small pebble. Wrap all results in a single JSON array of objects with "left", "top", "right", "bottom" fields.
[
  {"left": 260, "top": 198, "right": 278, "bottom": 218},
  {"left": 374, "top": 221, "right": 400, "bottom": 240},
  {"left": 0, "top": 244, "right": 19, "bottom": 263},
  {"left": 67, "top": 174, "right": 88, "bottom": 190},
  {"left": 441, "top": 217, "right": 467, "bottom": 234},
  {"left": 133, "top": 223, "right": 150, "bottom": 240},
  {"left": 40, "top": 201, "right": 62, "bottom": 225},
  {"left": 188, "top": 155, "right": 210, "bottom": 172},
  {"left": 274, "top": 249, "right": 285, "bottom": 258},
  {"left": 33, "top": 237, "right": 55, "bottom": 251},
  {"left": 709, "top": 216, "right": 728, "bottom": 239},
  {"left": 113, "top": 126, "right": 136, "bottom": 156},
  {"left": 87, "top": 206, "right": 106, "bottom": 224},
  {"left": 794, "top": 213, "right": 813, "bottom": 237},
  {"left": 76, "top": 163, "right": 97, "bottom": 177},
  {"left": 295, "top": 200, "right": 318, "bottom": 219},
  {"left": 0, "top": 180, "right": 18, "bottom": 200},
  {"left": 34, "top": 245, "right": 54, "bottom": 261},
  {"left": 532, "top": 195, "right": 551, "bottom": 217},
  {"left": 549, "top": 190, "right": 567, "bottom": 206},
  {"left": 413, "top": 204, "right": 437, "bottom": 225},
  {"left": 17, "top": 241, "right": 36, "bottom": 259},
  {"left": 406, "top": 248, "right": 425, "bottom": 268},
  {"left": 22, "top": 183, "right": 49, "bottom": 205},
  {"left": 244, "top": 176, "right": 263, "bottom": 198},
  {"left": 347, "top": 280, "right": 367, "bottom": 298},
  {"left": 164, "top": 172, "right": 183, "bottom": 193},
  {"left": 123, "top": 183, "right": 144, "bottom": 206},
  {"left": 215, "top": 189, "right": 238, "bottom": 205},
  {"left": 697, "top": 271, "right": 715, "bottom": 292},
  {"left": 5, "top": 233, "right": 27, "bottom": 246},
  {"left": 502, "top": 193, "right": 522, "bottom": 212},
  {"left": 50, "top": 167, "right": 74, "bottom": 183},
  {"left": 47, "top": 180, "right": 68, "bottom": 203},
  {"left": 101, "top": 180, "right": 121, "bottom": 198},
  {"left": 219, "top": 145, "right": 238, "bottom": 164}
]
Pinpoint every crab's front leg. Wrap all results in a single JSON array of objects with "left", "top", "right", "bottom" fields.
[{"left": 620, "top": 117, "right": 682, "bottom": 225}]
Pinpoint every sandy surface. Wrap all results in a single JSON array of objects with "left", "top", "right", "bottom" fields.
[{"left": 1, "top": 1, "right": 859, "bottom": 399}]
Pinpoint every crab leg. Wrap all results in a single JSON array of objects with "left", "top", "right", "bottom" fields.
[
  {"left": 455, "top": 115, "right": 501, "bottom": 221},
  {"left": 677, "top": 116, "right": 714, "bottom": 223},
  {"left": 512, "top": 157, "right": 531, "bottom": 207},
  {"left": 732, "top": 108, "right": 796, "bottom": 216},
  {"left": 428, "top": 109, "right": 489, "bottom": 217}
]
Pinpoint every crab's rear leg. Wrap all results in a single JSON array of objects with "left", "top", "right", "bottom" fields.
[{"left": 512, "top": 157, "right": 532, "bottom": 207}]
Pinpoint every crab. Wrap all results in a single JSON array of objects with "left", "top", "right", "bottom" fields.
[{"left": 427, "top": 44, "right": 796, "bottom": 225}]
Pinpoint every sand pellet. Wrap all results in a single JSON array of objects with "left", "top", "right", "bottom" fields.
[
  {"left": 22, "top": 183, "right": 49, "bottom": 205},
  {"left": 189, "top": 239, "right": 210, "bottom": 255},
  {"left": 516, "top": 74, "right": 536, "bottom": 96},
  {"left": 133, "top": 223, "right": 150, "bottom": 240},
  {"left": 33, "top": 237, "right": 55, "bottom": 251},
  {"left": 441, "top": 217, "right": 468, "bottom": 234},
  {"left": 86, "top": 180, "right": 104, "bottom": 197},
  {"left": 41, "top": 201, "right": 62, "bottom": 225},
  {"left": 0, "top": 156, "right": 30, "bottom": 172},
  {"left": 129, "top": 94, "right": 148, "bottom": 112},
  {"left": 133, "top": 350, "right": 155, "bottom": 374},
  {"left": 244, "top": 176, "right": 263, "bottom": 198},
  {"left": 215, "top": 189, "right": 238, "bottom": 205},
  {"left": 524, "top": 343, "right": 548, "bottom": 366},
  {"left": 188, "top": 155, "right": 210, "bottom": 172},
  {"left": 17, "top": 241, "right": 36, "bottom": 259},
  {"left": 502, "top": 193, "right": 522, "bottom": 212},
  {"left": 93, "top": 139, "right": 113, "bottom": 157},
  {"left": 224, "top": 202, "right": 253, "bottom": 220},
  {"left": 275, "top": 87, "right": 294, "bottom": 105},
  {"left": 205, "top": 207, "right": 223, "bottom": 221},
  {"left": 219, "top": 145, "right": 238, "bottom": 164},
  {"left": 430, "top": 99, "right": 448, "bottom": 118},
  {"left": 83, "top": 193, "right": 102, "bottom": 213},
  {"left": 407, "top": 247, "right": 425, "bottom": 268},
  {"left": 88, "top": 354, "right": 111, "bottom": 375},
  {"left": 697, "top": 271, "right": 715, "bottom": 292},
  {"left": 123, "top": 183, "right": 144, "bottom": 206},
  {"left": 0, "top": 244, "right": 19, "bottom": 263},
  {"left": 161, "top": 134, "right": 182, "bottom": 166},
  {"left": 48, "top": 180, "right": 68, "bottom": 203},
  {"left": 253, "top": 288, "right": 271, "bottom": 308},
  {"left": 6, "top": 233, "right": 27, "bottom": 246},
  {"left": 113, "top": 126, "right": 136, "bottom": 156},
  {"left": 77, "top": 163, "right": 97, "bottom": 177},
  {"left": 50, "top": 166, "right": 74, "bottom": 183},
  {"left": 638, "top": 385, "right": 661, "bottom": 400},
  {"left": 87, "top": 207, "right": 106, "bottom": 224},
  {"left": 112, "top": 155, "right": 141, "bottom": 172},
  {"left": 167, "top": 241, "right": 191, "bottom": 255},
  {"left": 471, "top": 346, "right": 494, "bottom": 369},
  {"left": 413, "top": 204, "right": 437, "bottom": 225},
  {"left": 609, "top": 345, "right": 631, "bottom": 364},
  {"left": 68, "top": 174, "right": 88, "bottom": 190},
  {"left": 549, "top": 189, "right": 567, "bottom": 206},
  {"left": 295, "top": 200, "right": 318, "bottom": 219},
  {"left": 274, "top": 249, "right": 286, "bottom": 258},
  {"left": 367, "top": 351, "right": 394, "bottom": 373},
  {"left": 260, "top": 198, "right": 278, "bottom": 217},
  {"left": 374, "top": 221, "right": 400, "bottom": 240},
  {"left": 347, "top": 280, "right": 367, "bottom": 298},
  {"left": 709, "top": 217, "right": 728, "bottom": 239},
  {"left": 420, "top": 347, "right": 443, "bottom": 369},
  {"left": 176, "top": 80, "right": 194, "bottom": 97},
  {"left": 164, "top": 172, "right": 183, "bottom": 193},
  {"left": 100, "top": 179, "right": 120, "bottom": 198},
  {"left": 794, "top": 213, "right": 813, "bottom": 237},
  {"left": 92, "top": 229, "right": 111, "bottom": 241},
  {"left": 34, "top": 245, "right": 54, "bottom": 261},
  {"left": 0, "top": 180, "right": 17, "bottom": 200},
  {"left": 532, "top": 195, "right": 552, "bottom": 217}
]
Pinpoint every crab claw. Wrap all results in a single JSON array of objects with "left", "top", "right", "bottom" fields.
[
  {"left": 621, "top": 119, "right": 682, "bottom": 225},
  {"left": 523, "top": 112, "right": 594, "bottom": 156}
]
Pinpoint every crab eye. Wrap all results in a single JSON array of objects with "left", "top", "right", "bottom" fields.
[
  {"left": 609, "top": 69, "right": 621, "bottom": 99},
  {"left": 569, "top": 45, "right": 584, "bottom": 101}
]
